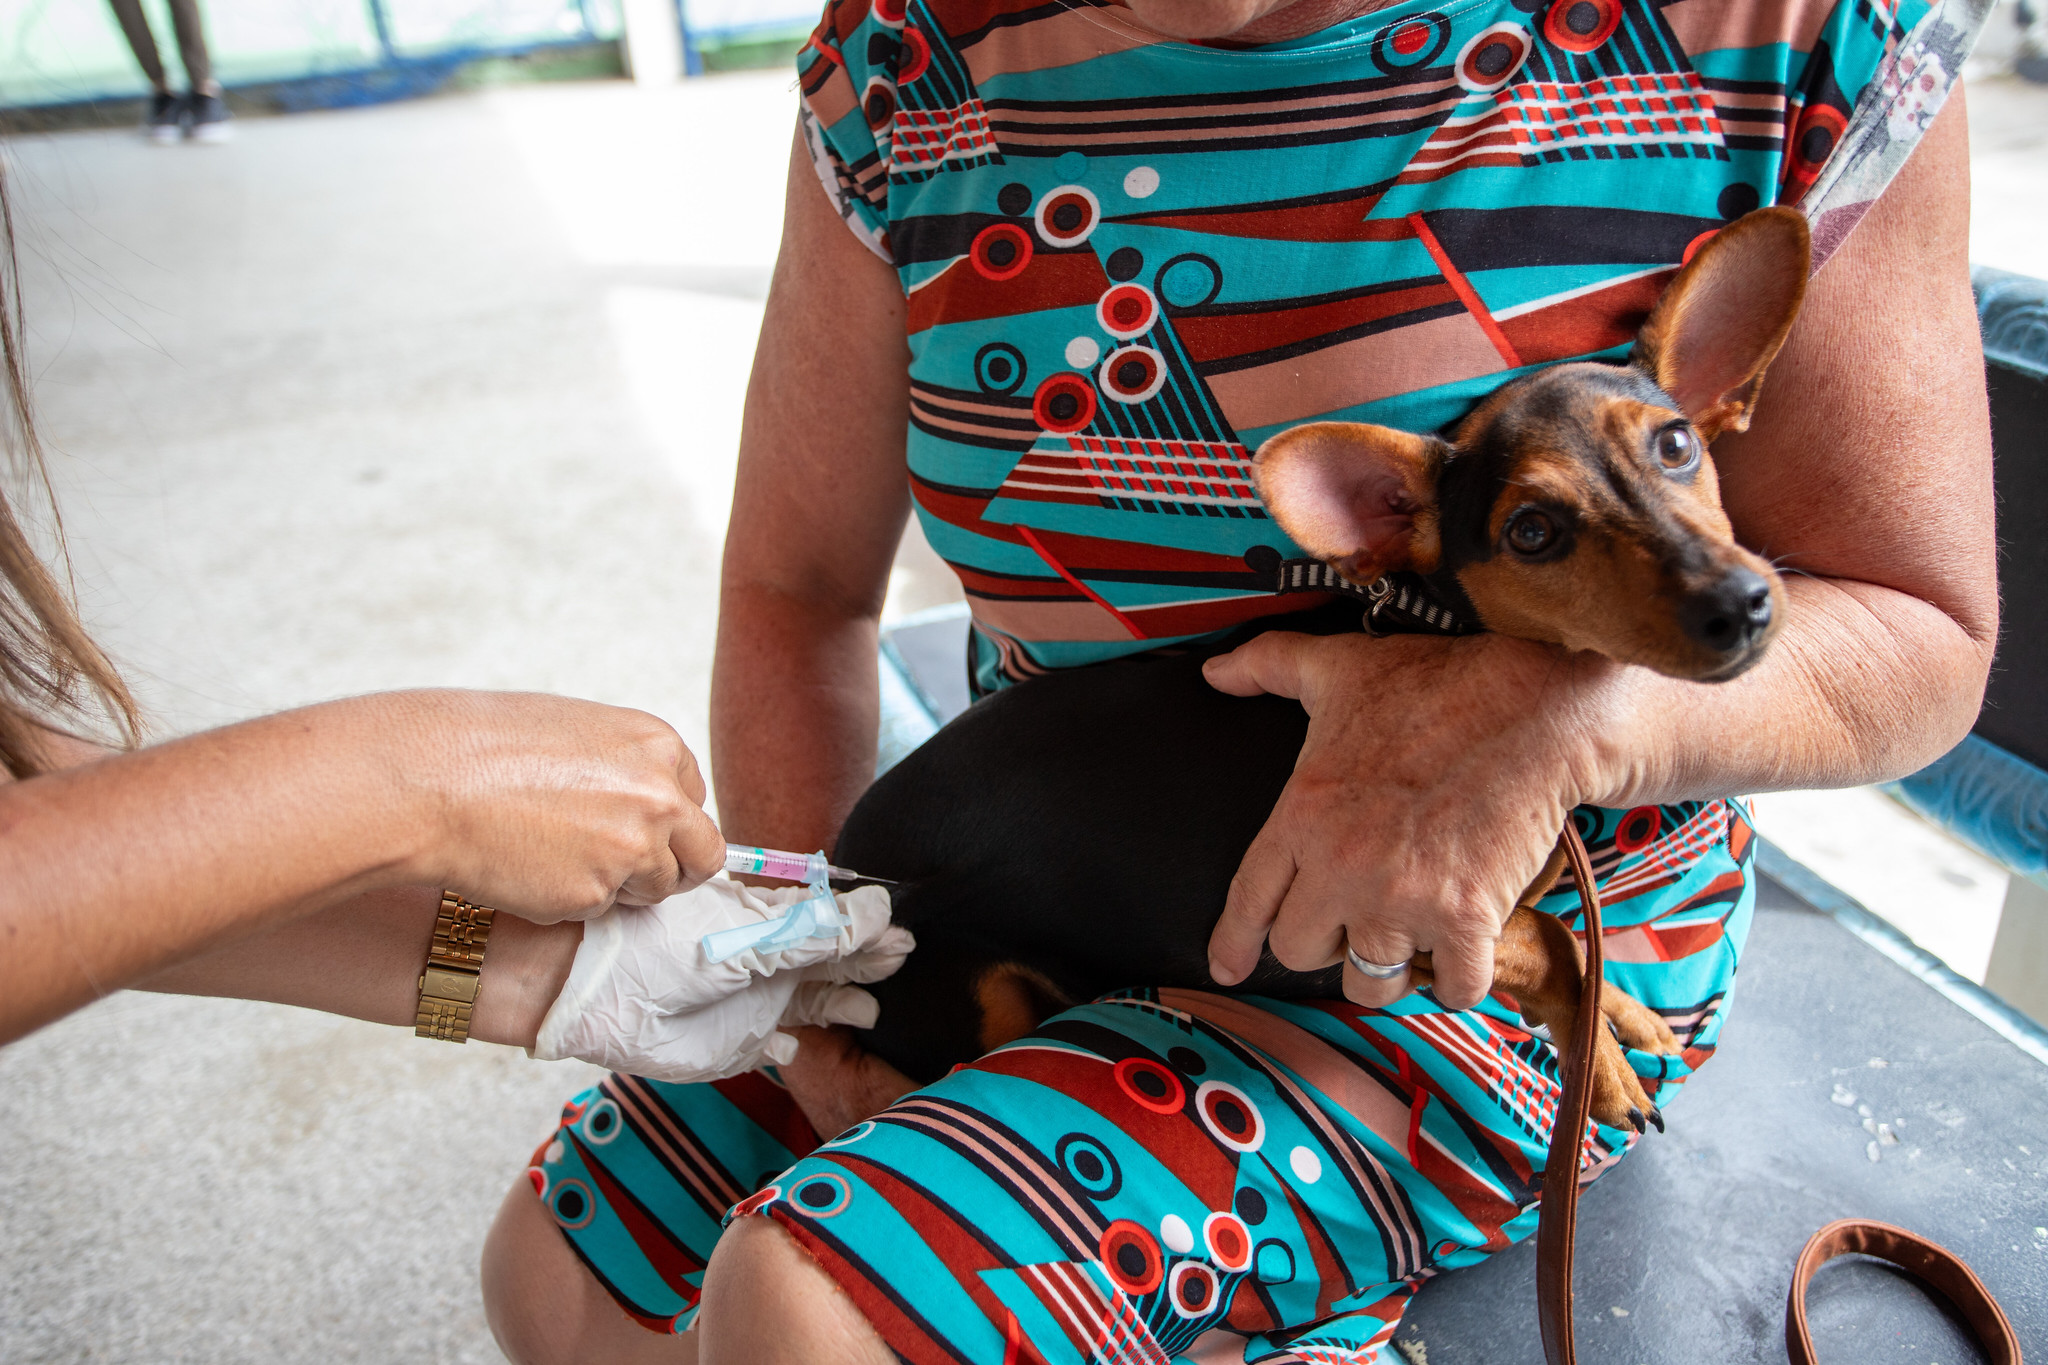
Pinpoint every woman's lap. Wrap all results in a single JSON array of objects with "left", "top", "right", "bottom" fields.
[{"left": 528, "top": 802, "right": 1756, "bottom": 1361}]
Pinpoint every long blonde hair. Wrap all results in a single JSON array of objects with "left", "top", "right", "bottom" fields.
[{"left": 0, "top": 165, "right": 140, "bottom": 776}]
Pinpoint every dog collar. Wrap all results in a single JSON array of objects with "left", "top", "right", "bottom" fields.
[{"left": 1257, "top": 552, "right": 1478, "bottom": 638}]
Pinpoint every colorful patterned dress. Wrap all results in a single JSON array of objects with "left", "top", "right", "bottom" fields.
[{"left": 528, "top": 1, "right": 1985, "bottom": 1359}]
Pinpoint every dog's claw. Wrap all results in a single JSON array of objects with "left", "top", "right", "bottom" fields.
[
  {"left": 1646, "top": 1106, "right": 1665, "bottom": 1133},
  {"left": 1625, "top": 1106, "right": 1646, "bottom": 1134}
]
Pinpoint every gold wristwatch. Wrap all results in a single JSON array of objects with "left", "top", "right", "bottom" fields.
[{"left": 415, "top": 891, "right": 497, "bottom": 1043}]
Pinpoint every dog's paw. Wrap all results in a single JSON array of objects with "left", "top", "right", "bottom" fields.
[
  {"left": 1584, "top": 1026, "right": 1663, "bottom": 1136},
  {"left": 1599, "top": 982, "right": 1681, "bottom": 1055}
]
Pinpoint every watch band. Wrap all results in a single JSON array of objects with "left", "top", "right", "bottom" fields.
[{"left": 415, "top": 891, "right": 497, "bottom": 1043}]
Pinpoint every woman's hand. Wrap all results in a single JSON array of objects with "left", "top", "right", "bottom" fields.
[
  {"left": 532, "top": 882, "right": 915, "bottom": 1082},
  {"left": 1202, "top": 631, "right": 1628, "bottom": 1009},
  {"left": 0, "top": 689, "right": 726, "bottom": 1044},
  {"left": 365, "top": 691, "right": 728, "bottom": 922}
]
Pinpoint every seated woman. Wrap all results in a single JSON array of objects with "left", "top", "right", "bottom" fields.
[{"left": 481, "top": 0, "right": 1997, "bottom": 1361}]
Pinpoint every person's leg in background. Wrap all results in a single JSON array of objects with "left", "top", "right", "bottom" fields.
[
  {"left": 162, "top": 0, "right": 232, "bottom": 141},
  {"left": 103, "top": 0, "right": 181, "bottom": 142}
]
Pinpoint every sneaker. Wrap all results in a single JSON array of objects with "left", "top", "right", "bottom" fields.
[
  {"left": 185, "top": 92, "right": 233, "bottom": 144},
  {"left": 143, "top": 91, "right": 182, "bottom": 144}
]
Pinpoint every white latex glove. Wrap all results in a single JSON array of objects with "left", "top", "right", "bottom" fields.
[{"left": 531, "top": 879, "right": 913, "bottom": 1083}]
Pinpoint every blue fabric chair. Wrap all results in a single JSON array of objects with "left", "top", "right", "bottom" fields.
[{"left": 1882, "top": 268, "right": 2048, "bottom": 888}]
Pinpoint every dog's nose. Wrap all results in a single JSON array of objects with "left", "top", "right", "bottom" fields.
[{"left": 1679, "top": 568, "right": 1773, "bottom": 655}]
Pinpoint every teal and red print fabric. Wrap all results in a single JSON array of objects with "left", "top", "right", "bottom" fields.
[
  {"left": 532, "top": 801, "right": 1762, "bottom": 1358},
  {"left": 731, "top": 802, "right": 1760, "bottom": 1365},
  {"left": 798, "top": 0, "right": 1985, "bottom": 691}
]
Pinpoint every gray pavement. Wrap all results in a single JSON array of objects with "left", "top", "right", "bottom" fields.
[
  {"left": 1, "top": 68, "right": 2043, "bottom": 1365},
  {"left": 0, "top": 73, "right": 957, "bottom": 1365}
]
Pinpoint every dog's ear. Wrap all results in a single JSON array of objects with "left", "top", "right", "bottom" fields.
[
  {"left": 1253, "top": 421, "right": 1446, "bottom": 584},
  {"left": 1631, "top": 206, "right": 1810, "bottom": 441}
]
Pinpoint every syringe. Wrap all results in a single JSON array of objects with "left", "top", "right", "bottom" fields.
[{"left": 724, "top": 843, "right": 867, "bottom": 884}]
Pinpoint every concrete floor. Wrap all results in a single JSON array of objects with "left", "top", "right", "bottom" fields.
[
  {"left": 0, "top": 73, "right": 960, "bottom": 1365},
  {"left": 0, "top": 68, "right": 2042, "bottom": 1365}
]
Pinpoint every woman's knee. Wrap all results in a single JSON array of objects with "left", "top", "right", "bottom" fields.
[
  {"left": 480, "top": 1175, "right": 691, "bottom": 1365},
  {"left": 698, "top": 1216, "right": 892, "bottom": 1365}
]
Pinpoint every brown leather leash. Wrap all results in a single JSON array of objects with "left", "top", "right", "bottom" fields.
[
  {"left": 1785, "top": 1220, "right": 2022, "bottom": 1365},
  {"left": 1535, "top": 826, "right": 2023, "bottom": 1365}
]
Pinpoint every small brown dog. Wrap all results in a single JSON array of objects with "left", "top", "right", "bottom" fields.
[
  {"left": 1250, "top": 206, "right": 1810, "bottom": 1129},
  {"left": 846, "top": 206, "right": 1812, "bottom": 1135}
]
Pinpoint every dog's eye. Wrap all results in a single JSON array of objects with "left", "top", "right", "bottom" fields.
[
  {"left": 1505, "top": 510, "right": 1556, "bottom": 557},
  {"left": 1656, "top": 426, "right": 1698, "bottom": 471}
]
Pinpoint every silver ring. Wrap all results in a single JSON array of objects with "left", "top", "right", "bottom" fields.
[{"left": 1345, "top": 945, "right": 1409, "bottom": 980}]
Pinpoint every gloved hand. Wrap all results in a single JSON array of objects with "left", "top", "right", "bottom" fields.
[{"left": 531, "top": 879, "right": 912, "bottom": 1083}]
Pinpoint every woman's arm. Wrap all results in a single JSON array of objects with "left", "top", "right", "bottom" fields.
[
  {"left": 710, "top": 129, "right": 914, "bottom": 859},
  {"left": 21, "top": 724, "right": 116, "bottom": 773},
  {"left": 709, "top": 128, "right": 924, "bottom": 1129},
  {"left": 0, "top": 689, "right": 724, "bottom": 1044},
  {"left": 136, "top": 886, "right": 580, "bottom": 1048},
  {"left": 1642, "top": 88, "right": 1995, "bottom": 795},
  {"left": 1206, "top": 91, "right": 1995, "bottom": 1008}
]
